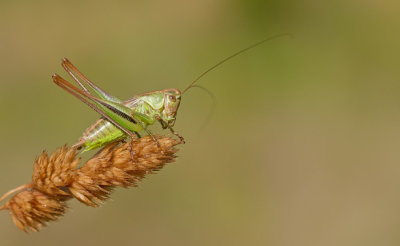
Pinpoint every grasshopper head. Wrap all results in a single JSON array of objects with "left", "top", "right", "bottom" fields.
[{"left": 163, "top": 88, "right": 181, "bottom": 126}]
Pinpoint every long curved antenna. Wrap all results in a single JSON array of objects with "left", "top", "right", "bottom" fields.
[
  {"left": 182, "top": 33, "right": 292, "bottom": 94},
  {"left": 186, "top": 85, "right": 216, "bottom": 132}
]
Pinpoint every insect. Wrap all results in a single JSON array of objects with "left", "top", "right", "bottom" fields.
[
  {"left": 52, "top": 33, "right": 290, "bottom": 156},
  {"left": 53, "top": 60, "right": 184, "bottom": 153}
]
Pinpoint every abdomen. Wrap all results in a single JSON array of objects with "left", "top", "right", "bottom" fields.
[
  {"left": 73, "top": 118, "right": 126, "bottom": 151},
  {"left": 73, "top": 96, "right": 155, "bottom": 151}
]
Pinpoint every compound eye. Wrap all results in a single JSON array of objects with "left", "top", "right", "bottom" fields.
[{"left": 169, "top": 95, "right": 176, "bottom": 102}]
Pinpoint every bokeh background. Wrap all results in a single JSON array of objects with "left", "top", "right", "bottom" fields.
[{"left": 1, "top": 0, "right": 400, "bottom": 245}]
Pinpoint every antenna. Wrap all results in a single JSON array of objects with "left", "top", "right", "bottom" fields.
[{"left": 182, "top": 33, "right": 292, "bottom": 94}]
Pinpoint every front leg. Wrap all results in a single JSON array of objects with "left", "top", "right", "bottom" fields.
[
  {"left": 155, "top": 115, "right": 185, "bottom": 144},
  {"left": 158, "top": 117, "right": 168, "bottom": 129}
]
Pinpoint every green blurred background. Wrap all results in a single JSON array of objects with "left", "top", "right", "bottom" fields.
[{"left": 1, "top": 0, "right": 400, "bottom": 245}]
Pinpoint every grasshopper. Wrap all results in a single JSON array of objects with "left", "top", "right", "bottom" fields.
[
  {"left": 52, "top": 34, "right": 290, "bottom": 157},
  {"left": 53, "top": 59, "right": 183, "bottom": 154}
]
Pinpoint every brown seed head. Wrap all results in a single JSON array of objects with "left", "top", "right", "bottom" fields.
[
  {"left": 0, "top": 135, "right": 182, "bottom": 232},
  {"left": 70, "top": 136, "right": 180, "bottom": 206}
]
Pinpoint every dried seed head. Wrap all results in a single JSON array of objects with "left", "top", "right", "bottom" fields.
[
  {"left": 4, "top": 189, "right": 66, "bottom": 232},
  {"left": 1, "top": 135, "right": 182, "bottom": 231},
  {"left": 70, "top": 136, "right": 180, "bottom": 206}
]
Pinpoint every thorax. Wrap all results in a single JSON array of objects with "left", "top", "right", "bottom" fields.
[{"left": 123, "top": 92, "right": 165, "bottom": 118}]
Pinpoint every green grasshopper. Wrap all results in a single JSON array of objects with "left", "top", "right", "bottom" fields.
[
  {"left": 53, "top": 59, "right": 183, "bottom": 153},
  {"left": 52, "top": 34, "right": 290, "bottom": 157}
]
